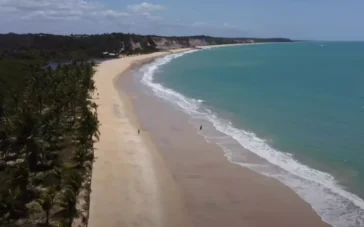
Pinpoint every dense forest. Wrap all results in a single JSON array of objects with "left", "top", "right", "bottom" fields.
[
  {"left": 0, "top": 60, "right": 99, "bottom": 226},
  {"left": 0, "top": 33, "right": 158, "bottom": 61}
]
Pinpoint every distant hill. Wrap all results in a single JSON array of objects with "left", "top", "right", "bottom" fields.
[{"left": 0, "top": 33, "right": 292, "bottom": 61}]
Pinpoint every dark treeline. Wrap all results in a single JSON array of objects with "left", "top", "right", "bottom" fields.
[
  {"left": 0, "top": 33, "right": 158, "bottom": 61},
  {"left": 0, "top": 33, "right": 293, "bottom": 62},
  {"left": 0, "top": 61, "right": 99, "bottom": 226}
]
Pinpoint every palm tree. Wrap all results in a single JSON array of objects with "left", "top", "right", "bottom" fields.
[
  {"left": 0, "top": 187, "right": 26, "bottom": 220},
  {"left": 62, "top": 170, "right": 82, "bottom": 193},
  {"left": 10, "top": 163, "right": 29, "bottom": 193},
  {"left": 59, "top": 187, "right": 78, "bottom": 227},
  {"left": 3, "top": 108, "right": 47, "bottom": 171},
  {"left": 73, "top": 148, "right": 91, "bottom": 169},
  {"left": 36, "top": 187, "right": 56, "bottom": 225}
]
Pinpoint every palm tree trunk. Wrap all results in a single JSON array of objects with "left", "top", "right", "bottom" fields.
[
  {"left": 68, "top": 217, "right": 73, "bottom": 227},
  {"left": 45, "top": 209, "right": 49, "bottom": 225},
  {"left": 38, "top": 96, "right": 43, "bottom": 115}
]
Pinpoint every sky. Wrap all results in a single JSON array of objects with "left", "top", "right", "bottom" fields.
[{"left": 0, "top": 0, "right": 363, "bottom": 41}]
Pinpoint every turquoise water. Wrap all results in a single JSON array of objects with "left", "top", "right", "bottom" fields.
[{"left": 139, "top": 43, "right": 364, "bottom": 227}]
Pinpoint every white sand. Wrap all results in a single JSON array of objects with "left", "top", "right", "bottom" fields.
[{"left": 88, "top": 49, "right": 192, "bottom": 227}]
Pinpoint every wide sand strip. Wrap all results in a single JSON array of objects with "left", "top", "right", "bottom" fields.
[{"left": 88, "top": 49, "right": 192, "bottom": 227}]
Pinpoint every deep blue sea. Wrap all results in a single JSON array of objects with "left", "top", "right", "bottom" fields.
[{"left": 139, "top": 43, "right": 364, "bottom": 227}]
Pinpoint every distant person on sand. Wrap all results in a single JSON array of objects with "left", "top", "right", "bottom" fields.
[
  {"left": 138, "top": 129, "right": 140, "bottom": 135},
  {"left": 200, "top": 125, "right": 203, "bottom": 131}
]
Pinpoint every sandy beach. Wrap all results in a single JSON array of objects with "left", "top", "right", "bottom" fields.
[
  {"left": 89, "top": 46, "right": 330, "bottom": 227},
  {"left": 88, "top": 49, "right": 192, "bottom": 227}
]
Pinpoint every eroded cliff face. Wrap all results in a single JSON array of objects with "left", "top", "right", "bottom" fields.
[
  {"left": 131, "top": 36, "right": 269, "bottom": 51},
  {"left": 150, "top": 37, "right": 223, "bottom": 50},
  {"left": 125, "top": 37, "right": 189, "bottom": 52},
  {"left": 152, "top": 37, "right": 189, "bottom": 50}
]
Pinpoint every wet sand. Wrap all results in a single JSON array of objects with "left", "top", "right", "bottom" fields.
[{"left": 120, "top": 52, "right": 331, "bottom": 227}]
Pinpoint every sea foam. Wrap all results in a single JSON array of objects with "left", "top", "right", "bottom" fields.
[{"left": 139, "top": 50, "right": 364, "bottom": 227}]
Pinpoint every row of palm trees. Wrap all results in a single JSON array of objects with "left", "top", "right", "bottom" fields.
[{"left": 0, "top": 61, "right": 99, "bottom": 226}]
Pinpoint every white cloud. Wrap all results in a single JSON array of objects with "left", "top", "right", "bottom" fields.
[
  {"left": 0, "top": 0, "right": 98, "bottom": 12},
  {"left": 94, "top": 10, "right": 129, "bottom": 18},
  {"left": 23, "top": 9, "right": 84, "bottom": 20},
  {"left": 0, "top": 0, "right": 247, "bottom": 37},
  {"left": 0, "top": 0, "right": 128, "bottom": 21},
  {"left": 0, "top": 1, "right": 165, "bottom": 23},
  {"left": 138, "top": 12, "right": 161, "bottom": 20},
  {"left": 127, "top": 2, "right": 164, "bottom": 13},
  {"left": 0, "top": 6, "right": 20, "bottom": 13}
]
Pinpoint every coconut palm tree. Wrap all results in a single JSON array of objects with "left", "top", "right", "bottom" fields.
[
  {"left": 10, "top": 163, "right": 29, "bottom": 193},
  {"left": 0, "top": 187, "right": 25, "bottom": 220},
  {"left": 36, "top": 187, "right": 56, "bottom": 225},
  {"left": 59, "top": 187, "right": 78, "bottom": 227}
]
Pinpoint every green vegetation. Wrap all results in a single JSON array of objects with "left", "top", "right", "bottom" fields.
[
  {"left": 0, "top": 33, "right": 159, "bottom": 61},
  {"left": 0, "top": 60, "right": 99, "bottom": 226}
]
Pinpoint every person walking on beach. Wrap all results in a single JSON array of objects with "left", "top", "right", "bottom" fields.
[
  {"left": 200, "top": 125, "right": 203, "bottom": 131},
  {"left": 138, "top": 129, "right": 140, "bottom": 135}
]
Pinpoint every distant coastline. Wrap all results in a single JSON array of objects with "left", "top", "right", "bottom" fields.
[{"left": 0, "top": 33, "right": 293, "bottom": 60}]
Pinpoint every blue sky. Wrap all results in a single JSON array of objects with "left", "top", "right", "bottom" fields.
[{"left": 0, "top": 0, "right": 363, "bottom": 40}]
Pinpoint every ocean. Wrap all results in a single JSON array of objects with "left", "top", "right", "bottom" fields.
[{"left": 138, "top": 42, "right": 364, "bottom": 227}]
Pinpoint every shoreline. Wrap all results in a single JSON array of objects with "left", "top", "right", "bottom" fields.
[
  {"left": 119, "top": 48, "right": 331, "bottom": 227},
  {"left": 89, "top": 44, "right": 330, "bottom": 227}
]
